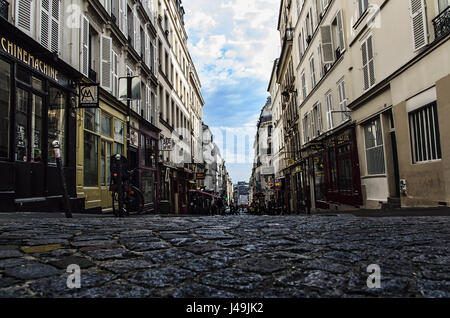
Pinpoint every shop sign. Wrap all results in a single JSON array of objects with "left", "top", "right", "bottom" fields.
[
  {"left": 196, "top": 173, "right": 205, "bottom": 180},
  {"left": 161, "top": 138, "right": 174, "bottom": 151},
  {"left": 337, "top": 131, "right": 351, "bottom": 144},
  {"left": 295, "top": 166, "right": 303, "bottom": 173},
  {"left": 285, "top": 158, "right": 295, "bottom": 166},
  {"left": 79, "top": 83, "right": 99, "bottom": 108},
  {"left": 310, "top": 141, "right": 324, "bottom": 151},
  {"left": 0, "top": 35, "right": 59, "bottom": 81}
]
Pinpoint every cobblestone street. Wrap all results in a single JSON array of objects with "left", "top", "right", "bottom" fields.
[{"left": 0, "top": 214, "right": 449, "bottom": 298}]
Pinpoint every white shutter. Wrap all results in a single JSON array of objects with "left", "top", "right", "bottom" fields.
[
  {"left": 40, "top": 0, "right": 50, "bottom": 49},
  {"left": 105, "top": 0, "right": 111, "bottom": 15},
  {"left": 153, "top": 42, "right": 157, "bottom": 75},
  {"left": 100, "top": 35, "right": 112, "bottom": 90},
  {"left": 320, "top": 26, "right": 334, "bottom": 63},
  {"left": 80, "top": 15, "right": 89, "bottom": 77},
  {"left": 146, "top": 85, "right": 151, "bottom": 121},
  {"left": 134, "top": 12, "right": 140, "bottom": 51},
  {"left": 16, "top": 0, "right": 34, "bottom": 35},
  {"left": 112, "top": 51, "right": 119, "bottom": 98},
  {"left": 317, "top": 103, "right": 322, "bottom": 134},
  {"left": 361, "top": 35, "right": 375, "bottom": 90},
  {"left": 50, "top": 0, "right": 61, "bottom": 54},
  {"left": 336, "top": 11, "right": 344, "bottom": 52},
  {"left": 145, "top": 32, "right": 150, "bottom": 66},
  {"left": 409, "top": 0, "right": 428, "bottom": 51}
]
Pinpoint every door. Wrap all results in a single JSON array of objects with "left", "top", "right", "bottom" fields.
[
  {"left": 14, "top": 84, "right": 46, "bottom": 199},
  {"left": 391, "top": 132, "right": 400, "bottom": 197}
]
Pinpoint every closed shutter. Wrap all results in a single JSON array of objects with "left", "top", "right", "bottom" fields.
[
  {"left": 40, "top": 0, "right": 50, "bottom": 49},
  {"left": 152, "top": 42, "right": 157, "bottom": 75},
  {"left": 100, "top": 35, "right": 112, "bottom": 91},
  {"left": 409, "top": 0, "right": 428, "bottom": 51},
  {"left": 336, "top": 11, "right": 344, "bottom": 51},
  {"left": 317, "top": 103, "right": 322, "bottom": 134},
  {"left": 146, "top": 85, "right": 151, "bottom": 121},
  {"left": 50, "top": 0, "right": 61, "bottom": 54},
  {"left": 112, "top": 51, "right": 119, "bottom": 98},
  {"left": 80, "top": 15, "right": 89, "bottom": 77},
  {"left": 320, "top": 26, "right": 334, "bottom": 63},
  {"left": 361, "top": 35, "right": 375, "bottom": 90},
  {"left": 16, "top": 0, "right": 34, "bottom": 35}
]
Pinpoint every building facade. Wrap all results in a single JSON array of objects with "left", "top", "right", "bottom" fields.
[{"left": 273, "top": 0, "right": 450, "bottom": 212}]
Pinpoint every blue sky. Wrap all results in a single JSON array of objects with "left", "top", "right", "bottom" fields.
[{"left": 183, "top": 0, "right": 280, "bottom": 183}]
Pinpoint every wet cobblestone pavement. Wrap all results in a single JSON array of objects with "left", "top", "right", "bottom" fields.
[{"left": 0, "top": 215, "right": 449, "bottom": 298}]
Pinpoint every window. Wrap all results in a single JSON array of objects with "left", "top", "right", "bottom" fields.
[
  {"left": 409, "top": 102, "right": 442, "bottom": 163},
  {"left": 361, "top": 34, "right": 375, "bottom": 90},
  {"left": 358, "top": 0, "right": 369, "bottom": 17},
  {"left": 310, "top": 55, "right": 316, "bottom": 88},
  {"left": 332, "top": 11, "right": 345, "bottom": 53},
  {"left": 338, "top": 80, "right": 348, "bottom": 121},
  {"left": 364, "top": 117, "right": 385, "bottom": 175},
  {"left": 101, "top": 114, "right": 112, "bottom": 137},
  {"left": 48, "top": 87, "right": 66, "bottom": 165},
  {"left": 0, "top": 59, "right": 11, "bottom": 158},
  {"left": 15, "top": 88, "right": 29, "bottom": 162},
  {"left": 85, "top": 108, "right": 100, "bottom": 133},
  {"left": 301, "top": 71, "right": 307, "bottom": 100},
  {"left": 326, "top": 91, "right": 334, "bottom": 130},
  {"left": 313, "top": 103, "right": 322, "bottom": 136},
  {"left": 84, "top": 132, "right": 98, "bottom": 187}
]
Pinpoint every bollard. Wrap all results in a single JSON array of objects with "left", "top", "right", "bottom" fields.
[{"left": 52, "top": 141, "right": 73, "bottom": 218}]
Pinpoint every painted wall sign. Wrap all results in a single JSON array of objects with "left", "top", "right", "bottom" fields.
[
  {"left": 0, "top": 36, "right": 59, "bottom": 81},
  {"left": 78, "top": 84, "right": 99, "bottom": 108}
]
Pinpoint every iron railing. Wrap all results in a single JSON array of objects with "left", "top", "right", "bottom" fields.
[
  {"left": 433, "top": 6, "right": 450, "bottom": 41},
  {"left": 0, "top": 0, "right": 8, "bottom": 20}
]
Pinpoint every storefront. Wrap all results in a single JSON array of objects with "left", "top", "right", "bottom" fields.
[
  {"left": 138, "top": 120, "right": 160, "bottom": 213},
  {"left": 302, "top": 126, "right": 363, "bottom": 211},
  {"left": 76, "top": 97, "right": 127, "bottom": 212},
  {"left": 0, "top": 19, "right": 83, "bottom": 212}
]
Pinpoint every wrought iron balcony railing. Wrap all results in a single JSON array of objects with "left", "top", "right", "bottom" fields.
[
  {"left": 0, "top": 0, "right": 8, "bottom": 20},
  {"left": 433, "top": 6, "right": 450, "bottom": 41}
]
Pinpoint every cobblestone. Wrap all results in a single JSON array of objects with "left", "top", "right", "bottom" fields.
[{"left": 0, "top": 215, "right": 448, "bottom": 297}]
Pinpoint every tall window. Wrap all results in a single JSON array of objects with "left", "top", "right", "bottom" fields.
[
  {"left": 301, "top": 71, "right": 307, "bottom": 100},
  {"left": 326, "top": 91, "right": 334, "bottom": 130},
  {"left": 409, "top": 102, "right": 442, "bottom": 163},
  {"left": 361, "top": 34, "right": 375, "bottom": 90},
  {"left": 0, "top": 59, "right": 11, "bottom": 159},
  {"left": 310, "top": 55, "right": 316, "bottom": 88},
  {"left": 338, "top": 80, "right": 348, "bottom": 121},
  {"left": 48, "top": 87, "right": 66, "bottom": 164},
  {"left": 364, "top": 117, "right": 385, "bottom": 175}
]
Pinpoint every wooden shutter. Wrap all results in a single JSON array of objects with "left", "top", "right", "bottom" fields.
[
  {"left": 409, "top": 0, "right": 428, "bottom": 51},
  {"left": 112, "top": 51, "right": 119, "bottom": 97},
  {"left": 40, "top": 0, "right": 50, "bottom": 49},
  {"left": 320, "top": 26, "right": 334, "bottom": 63},
  {"left": 50, "top": 0, "right": 61, "bottom": 54},
  {"left": 16, "top": 0, "right": 34, "bottom": 35},
  {"left": 119, "top": 0, "right": 128, "bottom": 38},
  {"left": 100, "top": 35, "right": 112, "bottom": 91},
  {"left": 80, "top": 15, "right": 89, "bottom": 77}
]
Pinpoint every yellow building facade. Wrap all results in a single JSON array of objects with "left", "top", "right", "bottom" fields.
[{"left": 76, "top": 91, "right": 128, "bottom": 212}]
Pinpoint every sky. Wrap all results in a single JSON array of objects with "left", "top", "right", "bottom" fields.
[{"left": 183, "top": 0, "right": 281, "bottom": 184}]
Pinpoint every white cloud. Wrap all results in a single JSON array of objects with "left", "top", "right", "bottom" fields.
[{"left": 184, "top": 0, "right": 280, "bottom": 96}]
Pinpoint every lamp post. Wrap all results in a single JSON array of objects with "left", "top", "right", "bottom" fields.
[{"left": 52, "top": 140, "right": 72, "bottom": 218}]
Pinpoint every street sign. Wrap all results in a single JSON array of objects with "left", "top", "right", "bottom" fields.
[{"left": 78, "top": 83, "right": 99, "bottom": 108}]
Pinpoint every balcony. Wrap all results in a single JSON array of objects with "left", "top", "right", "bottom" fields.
[
  {"left": 0, "top": 0, "right": 8, "bottom": 20},
  {"left": 433, "top": 6, "right": 450, "bottom": 41}
]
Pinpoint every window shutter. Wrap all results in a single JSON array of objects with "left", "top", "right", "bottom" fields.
[
  {"left": 361, "top": 40, "right": 369, "bottom": 90},
  {"left": 80, "top": 15, "right": 89, "bottom": 77},
  {"left": 409, "top": 0, "right": 428, "bottom": 51},
  {"left": 134, "top": 12, "right": 140, "bottom": 51},
  {"left": 16, "top": 0, "right": 34, "bottom": 35},
  {"left": 367, "top": 36, "right": 375, "bottom": 87},
  {"left": 317, "top": 103, "right": 322, "bottom": 134},
  {"left": 153, "top": 43, "right": 157, "bottom": 75},
  {"left": 112, "top": 51, "right": 119, "bottom": 98},
  {"left": 146, "top": 85, "right": 151, "bottom": 121},
  {"left": 100, "top": 35, "right": 112, "bottom": 91},
  {"left": 50, "top": 0, "right": 61, "bottom": 54},
  {"left": 40, "top": 0, "right": 50, "bottom": 49},
  {"left": 320, "top": 26, "right": 334, "bottom": 63}
]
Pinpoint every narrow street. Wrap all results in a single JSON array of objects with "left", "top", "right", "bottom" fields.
[{"left": 0, "top": 213, "right": 449, "bottom": 298}]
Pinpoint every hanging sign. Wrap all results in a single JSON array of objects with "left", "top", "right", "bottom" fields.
[{"left": 79, "top": 83, "right": 99, "bottom": 108}]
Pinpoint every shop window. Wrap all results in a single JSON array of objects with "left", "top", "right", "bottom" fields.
[
  {"left": 142, "top": 170, "right": 155, "bottom": 204},
  {"left": 338, "top": 147, "right": 353, "bottom": 192},
  {"left": 101, "top": 141, "right": 112, "bottom": 186},
  {"left": 313, "top": 156, "right": 326, "bottom": 201},
  {"left": 31, "top": 95, "right": 43, "bottom": 162},
  {"left": 85, "top": 108, "right": 100, "bottom": 133},
  {"left": 101, "top": 114, "right": 112, "bottom": 137},
  {"left": 329, "top": 149, "right": 338, "bottom": 189},
  {"left": 364, "top": 117, "right": 385, "bottom": 175},
  {"left": 48, "top": 87, "right": 66, "bottom": 165},
  {"left": 15, "top": 88, "right": 29, "bottom": 162},
  {"left": 32, "top": 77, "right": 44, "bottom": 91},
  {"left": 113, "top": 118, "right": 124, "bottom": 155},
  {"left": 16, "top": 67, "right": 30, "bottom": 84},
  {"left": 409, "top": 102, "right": 442, "bottom": 163},
  {"left": 84, "top": 132, "right": 98, "bottom": 187},
  {"left": 0, "top": 59, "right": 11, "bottom": 159}
]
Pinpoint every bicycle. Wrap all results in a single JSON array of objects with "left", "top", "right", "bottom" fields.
[{"left": 109, "top": 155, "right": 145, "bottom": 217}]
